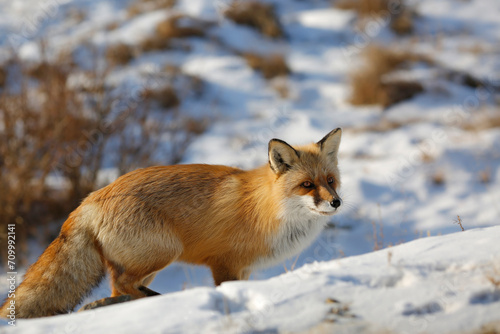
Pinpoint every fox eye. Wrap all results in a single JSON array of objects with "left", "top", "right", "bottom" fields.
[
  {"left": 301, "top": 181, "right": 314, "bottom": 188},
  {"left": 327, "top": 177, "right": 334, "bottom": 184}
]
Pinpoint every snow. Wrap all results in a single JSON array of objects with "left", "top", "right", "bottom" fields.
[
  {"left": 2, "top": 227, "right": 500, "bottom": 333},
  {"left": 1, "top": 0, "right": 500, "bottom": 332}
]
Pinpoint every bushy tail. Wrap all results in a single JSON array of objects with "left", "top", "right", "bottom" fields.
[{"left": 0, "top": 214, "right": 105, "bottom": 318}]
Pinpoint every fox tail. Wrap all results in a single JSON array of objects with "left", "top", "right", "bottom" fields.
[{"left": 0, "top": 212, "right": 105, "bottom": 318}]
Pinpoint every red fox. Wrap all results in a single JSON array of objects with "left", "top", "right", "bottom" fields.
[{"left": 0, "top": 128, "right": 342, "bottom": 318}]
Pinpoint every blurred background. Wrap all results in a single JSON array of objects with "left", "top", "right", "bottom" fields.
[{"left": 0, "top": 0, "right": 499, "bottom": 291}]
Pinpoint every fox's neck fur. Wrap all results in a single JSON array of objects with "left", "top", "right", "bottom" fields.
[{"left": 238, "top": 165, "right": 330, "bottom": 270}]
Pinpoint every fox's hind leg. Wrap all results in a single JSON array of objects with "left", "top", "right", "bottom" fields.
[
  {"left": 142, "top": 272, "right": 157, "bottom": 287},
  {"left": 106, "top": 248, "right": 182, "bottom": 298},
  {"left": 110, "top": 270, "right": 146, "bottom": 298},
  {"left": 101, "top": 224, "right": 183, "bottom": 298},
  {"left": 107, "top": 250, "right": 180, "bottom": 298}
]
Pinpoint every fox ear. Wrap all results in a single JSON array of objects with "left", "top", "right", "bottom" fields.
[
  {"left": 317, "top": 128, "right": 342, "bottom": 164},
  {"left": 268, "top": 139, "right": 299, "bottom": 175}
]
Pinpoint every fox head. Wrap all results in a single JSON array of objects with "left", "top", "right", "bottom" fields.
[{"left": 268, "top": 128, "right": 342, "bottom": 217}]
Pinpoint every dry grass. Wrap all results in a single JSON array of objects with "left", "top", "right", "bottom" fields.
[
  {"left": 431, "top": 170, "right": 445, "bottom": 186},
  {"left": 141, "top": 85, "right": 180, "bottom": 110},
  {"left": 270, "top": 77, "right": 290, "bottom": 98},
  {"left": 127, "top": 0, "right": 176, "bottom": 18},
  {"left": 350, "top": 119, "right": 409, "bottom": 133},
  {"left": 224, "top": 1, "right": 283, "bottom": 38},
  {"left": 67, "top": 8, "right": 87, "bottom": 23},
  {"left": 244, "top": 53, "right": 290, "bottom": 79},
  {"left": 1, "top": 58, "right": 99, "bottom": 266},
  {"left": 462, "top": 112, "right": 500, "bottom": 131},
  {"left": 348, "top": 45, "right": 429, "bottom": 107},
  {"left": 140, "top": 14, "right": 205, "bottom": 53},
  {"left": 140, "top": 35, "right": 171, "bottom": 52},
  {"left": 156, "top": 14, "right": 204, "bottom": 40},
  {"left": 0, "top": 65, "right": 6, "bottom": 88},
  {"left": 479, "top": 168, "right": 491, "bottom": 184},
  {"left": 0, "top": 49, "right": 208, "bottom": 267},
  {"left": 334, "top": 0, "right": 415, "bottom": 35},
  {"left": 106, "top": 21, "right": 120, "bottom": 31},
  {"left": 390, "top": 10, "right": 414, "bottom": 35},
  {"left": 476, "top": 322, "right": 500, "bottom": 334},
  {"left": 454, "top": 215, "right": 465, "bottom": 231},
  {"left": 485, "top": 264, "right": 500, "bottom": 289},
  {"left": 420, "top": 151, "right": 436, "bottom": 164},
  {"left": 335, "top": 0, "right": 391, "bottom": 17},
  {"left": 381, "top": 80, "right": 424, "bottom": 107},
  {"left": 106, "top": 43, "right": 135, "bottom": 66}
]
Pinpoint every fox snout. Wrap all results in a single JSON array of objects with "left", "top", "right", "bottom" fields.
[
  {"left": 305, "top": 185, "right": 342, "bottom": 216},
  {"left": 330, "top": 198, "right": 341, "bottom": 209}
]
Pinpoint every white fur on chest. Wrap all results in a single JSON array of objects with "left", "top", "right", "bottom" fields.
[{"left": 251, "top": 196, "right": 329, "bottom": 270}]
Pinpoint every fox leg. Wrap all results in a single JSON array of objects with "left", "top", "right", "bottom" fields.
[
  {"left": 79, "top": 268, "right": 159, "bottom": 312},
  {"left": 110, "top": 268, "right": 148, "bottom": 298},
  {"left": 210, "top": 264, "right": 251, "bottom": 286},
  {"left": 139, "top": 272, "right": 160, "bottom": 296},
  {"left": 142, "top": 272, "right": 157, "bottom": 287}
]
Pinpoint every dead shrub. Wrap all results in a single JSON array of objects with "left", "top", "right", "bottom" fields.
[
  {"left": 431, "top": 170, "right": 445, "bottom": 186},
  {"left": 140, "top": 35, "right": 171, "bottom": 52},
  {"left": 0, "top": 49, "right": 207, "bottom": 267},
  {"left": 0, "top": 66, "right": 6, "bottom": 87},
  {"left": 184, "top": 117, "right": 209, "bottom": 136},
  {"left": 244, "top": 53, "right": 290, "bottom": 79},
  {"left": 106, "top": 22, "right": 120, "bottom": 31},
  {"left": 335, "top": 0, "right": 390, "bottom": 16},
  {"left": 349, "top": 45, "right": 429, "bottom": 107},
  {"left": 350, "top": 118, "right": 407, "bottom": 133},
  {"left": 156, "top": 14, "right": 204, "bottom": 40},
  {"left": 106, "top": 43, "right": 135, "bottom": 66},
  {"left": 225, "top": 1, "right": 283, "bottom": 38},
  {"left": 0, "top": 60, "right": 97, "bottom": 266},
  {"left": 334, "top": 0, "right": 415, "bottom": 35},
  {"left": 390, "top": 10, "right": 414, "bottom": 35},
  {"left": 462, "top": 112, "right": 500, "bottom": 131},
  {"left": 140, "top": 15, "right": 205, "bottom": 52},
  {"left": 128, "top": 0, "right": 176, "bottom": 18},
  {"left": 141, "top": 85, "right": 180, "bottom": 109},
  {"left": 478, "top": 168, "right": 491, "bottom": 184},
  {"left": 271, "top": 77, "right": 290, "bottom": 98},
  {"left": 380, "top": 80, "right": 423, "bottom": 107},
  {"left": 67, "top": 8, "right": 87, "bottom": 23}
]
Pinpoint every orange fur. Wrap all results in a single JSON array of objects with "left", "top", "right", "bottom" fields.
[{"left": 0, "top": 129, "right": 342, "bottom": 318}]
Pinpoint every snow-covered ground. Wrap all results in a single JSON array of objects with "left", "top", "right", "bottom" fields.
[
  {"left": 2, "top": 226, "right": 500, "bottom": 333},
  {"left": 1, "top": 0, "right": 500, "bottom": 332}
]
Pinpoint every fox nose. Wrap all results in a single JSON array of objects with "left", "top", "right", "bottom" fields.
[{"left": 330, "top": 199, "right": 341, "bottom": 209}]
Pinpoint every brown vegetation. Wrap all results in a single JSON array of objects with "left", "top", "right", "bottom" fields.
[
  {"left": 0, "top": 49, "right": 207, "bottom": 267},
  {"left": 140, "top": 14, "right": 205, "bottom": 52},
  {"left": 225, "top": 1, "right": 283, "bottom": 38},
  {"left": 334, "top": 0, "right": 415, "bottom": 35},
  {"left": 140, "top": 35, "right": 171, "bottom": 52},
  {"left": 141, "top": 85, "right": 180, "bottom": 109},
  {"left": 348, "top": 45, "right": 429, "bottom": 107},
  {"left": 462, "top": 112, "right": 500, "bottom": 131},
  {"left": 127, "top": 0, "right": 176, "bottom": 18},
  {"left": 431, "top": 170, "right": 445, "bottom": 186},
  {"left": 156, "top": 14, "right": 205, "bottom": 40},
  {"left": 0, "top": 66, "right": 6, "bottom": 88},
  {"left": 106, "top": 43, "right": 135, "bottom": 66},
  {"left": 335, "top": 0, "right": 391, "bottom": 17},
  {"left": 243, "top": 53, "right": 290, "bottom": 79}
]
